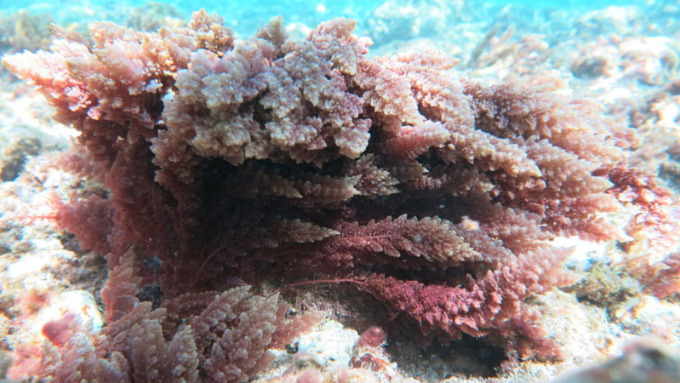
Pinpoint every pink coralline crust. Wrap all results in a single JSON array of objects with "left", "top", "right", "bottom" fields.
[
  {"left": 1, "top": 9, "right": 660, "bottom": 378},
  {"left": 42, "top": 313, "right": 78, "bottom": 348},
  {"left": 357, "top": 326, "right": 388, "bottom": 348}
]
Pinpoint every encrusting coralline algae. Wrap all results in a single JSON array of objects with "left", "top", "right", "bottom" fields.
[{"left": 1, "top": 8, "right": 678, "bottom": 382}]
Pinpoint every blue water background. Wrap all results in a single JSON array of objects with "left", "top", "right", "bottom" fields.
[{"left": 0, "top": 0, "right": 667, "bottom": 37}]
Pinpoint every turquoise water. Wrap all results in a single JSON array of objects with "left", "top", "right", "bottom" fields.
[{"left": 0, "top": 0, "right": 665, "bottom": 37}]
